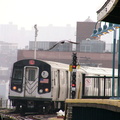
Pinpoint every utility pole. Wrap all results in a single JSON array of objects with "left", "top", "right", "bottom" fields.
[{"left": 34, "top": 24, "right": 38, "bottom": 59}]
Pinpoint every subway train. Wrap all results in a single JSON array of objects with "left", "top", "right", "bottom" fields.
[{"left": 8, "top": 59, "right": 117, "bottom": 114}]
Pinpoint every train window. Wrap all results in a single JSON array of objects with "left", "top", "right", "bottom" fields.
[
  {"left": 13, "top": 68, "right": 23, "bottom": 80},
  {"left": 28, "top": 69, "right": 35, "bottom": 81},
  {"left": 54, "top": 71, "right": 57, "bottom": 85}
]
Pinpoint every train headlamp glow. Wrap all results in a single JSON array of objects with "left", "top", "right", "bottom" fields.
[
  {"left": 13, "top": 86, "right": 17, "bottom": 90},
  {"left": 45, "top": 88, "right": 49, "bottom": 92},
  {"left": 18, "top": 88, "right": 21, "bottom": 92},
  {"left": 39, "top": 89, "right": 43, "bottom": 93}
]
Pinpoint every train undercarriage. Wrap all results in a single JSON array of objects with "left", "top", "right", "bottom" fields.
[{"left": 10, "top": 98, "right": 65, "bottom": 115}]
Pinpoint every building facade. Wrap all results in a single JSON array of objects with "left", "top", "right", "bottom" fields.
[
  {"left": 76, "top": 17, "right": 100, "bottom": 52},
  {"left": 0, "top": 41, "right": 18, "bottom": 82},
  {"left": 0, "top": 41, "right": 17, "bottom": 55},
  {"left": 29, "top": 41, "right": 73, "bottom": 52},
  {"left": 79, "top": 39, "right": 105, "bottom": 53},
  {"left": 17, "top": 50, "right": 118, "bottom": 68}
]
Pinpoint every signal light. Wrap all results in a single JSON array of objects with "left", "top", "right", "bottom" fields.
[
  {"left": 72, "top": 81, "right": 76, "bottom": 86},
  {"left": 72, "top": 53, "right": 77, "bottom": 66},
  {"left": 71, "top": 52, "right": 77, "bottom": 99},
  {"left": 72, "top": 84, "right": 76, "bottom": 87},
  {"left": 72, "top": 79, "right": 76, "bottom": 83},
  {"left": 72, "top": 91, "right": 75, "bottom": 99},
  {"left": 72, "top": 73, "right": 76, "bottom": 80},
  {"left": 72, "top": 65, "right": 76, "bottom": 69}
]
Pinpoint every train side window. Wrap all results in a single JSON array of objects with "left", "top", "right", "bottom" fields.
[
  {"left": 54, "top": 71, "right": 56, "bottom": 85},
  {"left": 13, "top": 68, "right": 23, "bottom": 80}
]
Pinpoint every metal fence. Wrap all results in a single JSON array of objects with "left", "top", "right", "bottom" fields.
[{"left": 82, "top": 74, "right": 118, "bottom": 99}]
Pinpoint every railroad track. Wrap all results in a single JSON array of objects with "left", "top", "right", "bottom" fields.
[
  {"left": 1, "top": 113, "right": 56, "bottom": 120},
  {"left": 0, "top": 109, "right": 56, "bottom": 120}
]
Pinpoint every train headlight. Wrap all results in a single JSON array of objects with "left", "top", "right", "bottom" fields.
[
  {"left": 45, "top": 88, "right": 49, "bottom": 92},
  {"left": 13, "top": 86, "right": 17, "bottom": 90},
  {"left": 39, "top": 89, "right": 43, "bottom": 93},
  {"left": 18, "top": 88, "right": 21, "bottom": 92}
]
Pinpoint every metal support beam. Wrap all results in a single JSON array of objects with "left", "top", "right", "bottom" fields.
[
  {"left": 118, "top": 28, "right": 120, "bottom": 97},
  {"left": 112, "top": 30, "right": 116, "bottom": 97}
]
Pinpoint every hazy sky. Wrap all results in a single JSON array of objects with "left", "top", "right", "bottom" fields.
[{"left": 0, "top": 0, "right": 107, "bottom": 30}]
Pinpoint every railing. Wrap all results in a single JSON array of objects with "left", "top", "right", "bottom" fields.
[{"left": 82, "top": 74, "right": 118, "bottom": 99}]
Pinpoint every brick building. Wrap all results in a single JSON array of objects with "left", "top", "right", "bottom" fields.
[
  {"left": 76, "top": 17, "right": 101, "bottom": 52},
  {"left": 17, "top": 50, "right": 118, "bottom": 68}
]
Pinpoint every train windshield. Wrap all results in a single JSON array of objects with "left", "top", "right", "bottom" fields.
[
  {"left": 24, "top": 67, "right": 39, "bottom": 82},
  {"left": 28, "top": 69, "right": 36, "bottom": 81},
  {"left": 12, "top": 68, "right": 23, "bottom": 80}
]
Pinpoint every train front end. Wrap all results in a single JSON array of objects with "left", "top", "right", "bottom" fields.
[{"left": 9, "top": 59, "right": 52, "bottom": 113}]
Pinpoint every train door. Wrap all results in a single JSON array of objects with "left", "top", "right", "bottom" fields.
[
  {"left": 52, "top": 70, "right": 60, "bottom": 101},
  {"left": 24, "top": 66, "right": 39, "bottom": 97},
  {"left": 65, "top": 71, "right": 69, "bottom": 99},
  {"left": 59, "top": 70, "right": 67, "bottom": 101}
]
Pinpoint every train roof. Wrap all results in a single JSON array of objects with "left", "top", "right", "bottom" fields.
[
  {"left": 44, "top": 60, "right": 69, "bottom": 70},
  {"left": 15, "top": 59, "right": 69, "bottom": 70},
  {"left": 44, "top": 60, "right": 117, "bottom": 76},
  {"left": 79, "top": 66, "right": 118, "bottom": 76},
  {"left": 15, "top": 59, "right": 118, "bottom": 76},
  {"left": 43, "top": 60, "right": 118, "bottom": 76}
]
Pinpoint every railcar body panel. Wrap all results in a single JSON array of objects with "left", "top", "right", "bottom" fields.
[
  {"left": 52, "top": 69, "right": 59, "bottom": 101},
  {"left": 58, "top": 70, "right": 68, "bottom": 101},
  {"left": 79, "top": 66, "right": 118, "bottom": 97}
]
